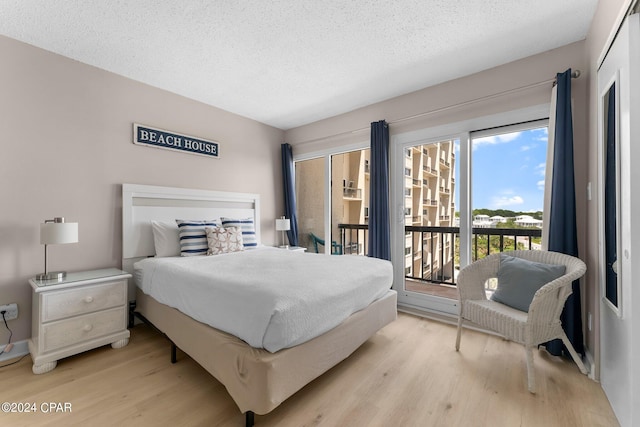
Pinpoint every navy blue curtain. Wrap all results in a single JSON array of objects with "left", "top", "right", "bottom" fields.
[
  {"left": 546, "top": 69, "right": 584, "bottom": 357},
  {"left": 368, "top": 120, "right": 391, "bottom": 260},
  {"left": 281, "top": 143, "right": 299, "bottom": 246}
]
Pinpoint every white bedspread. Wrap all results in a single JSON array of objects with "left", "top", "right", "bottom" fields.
[{"left": 134, "top": 247, "right": 393, "bottom": 352}]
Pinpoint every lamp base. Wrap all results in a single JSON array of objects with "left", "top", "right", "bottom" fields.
[{"left": 35, "top": 271, "right": 67, "bottom": 281}]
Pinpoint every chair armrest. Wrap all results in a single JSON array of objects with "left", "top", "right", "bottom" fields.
[
  {"left": 527, "top": 258, "right": 586, "bottom": 324},
  {"left": 457, "top": 253, "right": 501, "bottom": 301},
  {"left": 527, "top": 279, "right": 569, "bottom": 325}
]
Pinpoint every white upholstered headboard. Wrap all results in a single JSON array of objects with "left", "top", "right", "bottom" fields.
[{"left": 122, "top": 183, "right": 261, "bottom": 277}]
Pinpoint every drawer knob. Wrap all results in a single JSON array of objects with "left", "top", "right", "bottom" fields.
[
  {"left": 84, "top": 296, "right": 94, "bottom": 303},
  {"left": 82, "top": 324, "right": 93, "bottom": 332}
]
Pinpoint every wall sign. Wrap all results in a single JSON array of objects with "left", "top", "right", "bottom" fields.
[{"left": 133, "top": 123, "right": 220, "bottom": 158}]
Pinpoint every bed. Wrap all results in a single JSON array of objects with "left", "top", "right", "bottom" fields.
[{"left": 122, "top": 183, "right": 397, "bottom": 426}]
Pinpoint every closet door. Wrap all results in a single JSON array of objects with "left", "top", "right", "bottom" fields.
[{"left": 597, "top": 13, "right": 640, "bottom": 427}]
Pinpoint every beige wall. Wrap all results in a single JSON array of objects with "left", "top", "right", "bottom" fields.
[
  {"left": 0, "top": 36, "right": 284, "bottom": 342},
  {"left": 286, "top": 42, "right": 587, "bottom": 152}
]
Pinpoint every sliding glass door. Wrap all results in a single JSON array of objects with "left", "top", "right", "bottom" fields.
[
  {"left": 295, "top": 147, "right": 370, "bottom": 255},
  {"left": 294, "top": 109, "right": 549, "bottom": 316},
  {"left": 392, "top": 116, "right": 549, "bottom": 315}
]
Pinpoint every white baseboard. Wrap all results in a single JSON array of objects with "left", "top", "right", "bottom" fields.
[
  {"left": 0, "top": 339, "right": 29, "bottom": 363},
  {"left": 398, "top": 303, "right": 503, "bottom": 337},
  {"left": 398, "top": 303, "right": 458, "bottom": 325}
]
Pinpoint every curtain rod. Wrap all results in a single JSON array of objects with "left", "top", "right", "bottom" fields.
[
  {"left": 552, "top": 69, "right": 581, "bottom": 87},
  {"left": 293, "top": 70, "right": 581, "bottom": 146}
]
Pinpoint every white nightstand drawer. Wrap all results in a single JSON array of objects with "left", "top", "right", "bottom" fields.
[
  {"left": 41, "top": 306, "right": 126, "bottom": 352},
  {"left": 42, "top": 280, "right": 126, "bottom": 322}
]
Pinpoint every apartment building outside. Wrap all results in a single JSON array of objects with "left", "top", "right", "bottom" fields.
[{"left": 403, "top": 141, "right": 456, "bottom": 284}]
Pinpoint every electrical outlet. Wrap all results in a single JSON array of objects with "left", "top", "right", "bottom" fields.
[{"left": 0, "top": 303, "right": 18, "bottom": 321}]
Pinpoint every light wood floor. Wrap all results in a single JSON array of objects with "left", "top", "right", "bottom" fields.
[{"left": 1, "top": 313, "right": 618, "bottom": 427}]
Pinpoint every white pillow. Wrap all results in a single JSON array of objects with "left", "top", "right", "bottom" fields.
[
  {"left": 175, "top": 219, "right": 220, "bottom": 256},
  {"left": 151, "top": 221, "right": 181, "bottom": 257},
  {"left": 205, "top": 226, "right": 244, "bottom": 255},
  {"left": 220, "top": 217, "right": 257, "bottom": 248}
]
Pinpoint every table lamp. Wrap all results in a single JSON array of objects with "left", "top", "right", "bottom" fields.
[
  {"left": 275, "top": 216, "right": 290, "bottom": 248},
  {"left": 37, "top": 217, "right": 79, "bottom": 281}
]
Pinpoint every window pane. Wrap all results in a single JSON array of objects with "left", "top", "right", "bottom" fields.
[
  {"left": 295, "top": 157, "right": 325, "bottom": 253},
  {"left": 470, "top": 126, "right": 547, "bottom": 293},
  {"left": 403, "top": 139, "right": 458, "bottom": 299},
  {"left": 331, "top": 149, "right": 370, "bottom": 255}
]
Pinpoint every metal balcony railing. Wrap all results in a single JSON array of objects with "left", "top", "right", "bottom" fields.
[
  {"left": 337, "top": 224, "right": 542, "bottom": 286},
  {"left": 337, "top": 223, "right": 368, "bottom": 255}
]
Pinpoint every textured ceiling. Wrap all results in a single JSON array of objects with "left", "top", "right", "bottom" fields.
[{"left": 0, "top": 1, "right": 598, "bottom": 130}]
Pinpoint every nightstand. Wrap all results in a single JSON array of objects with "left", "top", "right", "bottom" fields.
[{"left": 28, "top": 268, "right": 131, "bottom": 374}]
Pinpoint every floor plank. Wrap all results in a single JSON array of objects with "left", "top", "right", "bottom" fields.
[{"left": 0, "top": 313, "right": 618, "bottom": 426}]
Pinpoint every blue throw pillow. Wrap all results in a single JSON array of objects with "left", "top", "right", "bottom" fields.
[
  {"left": 220, "top": 217, "right": 257, "bottom": 248},
  {"left": 490, "top": 254, "right": 566, "bottom": 312},
  {"left": 176, "top": 219, "right": 219, "bottom": 256}
]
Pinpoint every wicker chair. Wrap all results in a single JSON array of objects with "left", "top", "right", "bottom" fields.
[{"left": 455, "top": 250, "right": 588, "bottom": 393}]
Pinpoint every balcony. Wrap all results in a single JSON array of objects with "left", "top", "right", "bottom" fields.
[
  {"left": 343, "top": 187, "right": 362, "bottom": 199},
  {"left": 423, "top": 166, "right": 437, "bottom": 176},
  {"left": 338, "top": 224, "right": 542, "bottom": 287}
]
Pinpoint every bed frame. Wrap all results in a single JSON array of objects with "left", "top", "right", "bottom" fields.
[{"left": 122, "top": 183, "right": 397, "bottom": 426}]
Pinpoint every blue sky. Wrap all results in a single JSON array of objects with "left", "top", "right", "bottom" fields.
[{"left": 454, "top": 126, "right": 548, "bottom": 212}]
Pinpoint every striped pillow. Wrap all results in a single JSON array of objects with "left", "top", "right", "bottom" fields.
[
  {"left": 220, "top": 217, "right": 257, "bottom": 248},
  {"left": 175, "top": 219, "right": 219, "bottom": 256}
]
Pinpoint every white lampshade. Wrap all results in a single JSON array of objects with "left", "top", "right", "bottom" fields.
[
  {"left": 275, "top": 218, "right": 290, "bottom": 231},
  {"left": 41, "top": 222, "right": 78, "bottom": 245},
  {"left": 37, "top": 218, "right": 79, "bottom": 281}
]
